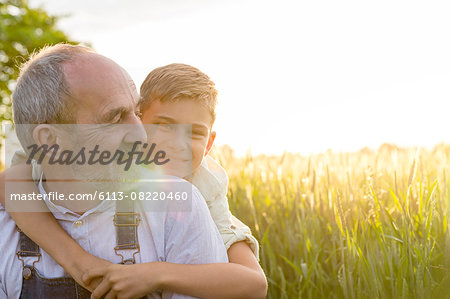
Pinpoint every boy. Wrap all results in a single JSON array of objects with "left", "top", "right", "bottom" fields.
[
  {"left": 139, "top": 63, "right": 260, "bottom": 257},
  {"left": 1, "top": 62, "right": 267, "bottom": 298}
]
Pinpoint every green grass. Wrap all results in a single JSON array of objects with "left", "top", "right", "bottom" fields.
[{"left": 211, "top": 144, "right": 450, "bottom": 299}]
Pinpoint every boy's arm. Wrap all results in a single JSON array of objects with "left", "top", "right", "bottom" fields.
[
  {"left": 159, "top": 241, "right": 267, "bottom": 299},
  {"left": 161, "top": 188, "right": 267, "bottom": 299},
  {"left": 86, "top": 188, "right": 267, "bottom": 299},
  {"left": 229, "top": 214, "right": 261, "bottom": 258},
  {"left": 86, "top": 244, "right": 267, "bottom": 299},
  {"left": 0, "top": 164, "right": 108, "bottom": 291},
  {"left": 194, "top": 156, "right": 260, "bottom": 259},
  {"left": 162, "top": 157, "right": 266, "bottom": 297}
]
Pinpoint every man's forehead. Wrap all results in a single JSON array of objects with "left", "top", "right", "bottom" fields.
[
  {"left": 62, "top": 53, "right": 118, "bottom": 79},
  {"left": 62, "top": 53, "right": 137, "bottom": 96},
  {"left": 59, "top": 53, "right": 139, "bottom": 125}
]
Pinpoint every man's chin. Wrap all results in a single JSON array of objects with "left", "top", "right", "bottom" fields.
[{"left": 71, "top": 165, "right": 129, "bottom": 190}]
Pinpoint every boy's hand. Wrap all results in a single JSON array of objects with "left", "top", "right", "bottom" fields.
[
  {"left": 83, "top": 262, "right": 164, "bottom": 299},
  {"left": 69, "top": 253, "right": 112, "bottom": 292}
]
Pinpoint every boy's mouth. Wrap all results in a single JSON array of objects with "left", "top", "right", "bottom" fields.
[{"left": 167, "top": 155, "right": 191, "bottom": 162}]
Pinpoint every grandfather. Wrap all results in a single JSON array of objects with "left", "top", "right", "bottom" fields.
[{"left": 0, "top": 44, "right": 228, "bottom": 298}]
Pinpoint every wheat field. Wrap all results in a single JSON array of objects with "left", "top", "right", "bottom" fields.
[
  {"left": 212, "top": 144, "right": 450, "bottom": 299},
  {"left": 0, "top": 144, "right": 448, "bottom": 298}
]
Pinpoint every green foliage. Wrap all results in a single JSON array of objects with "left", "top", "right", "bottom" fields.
[
  {"left": 212, "top": 145, "right": 450, "bottom": 298},
  {"left": 0, "top": 0, "right": 77, "bottom": 124}
]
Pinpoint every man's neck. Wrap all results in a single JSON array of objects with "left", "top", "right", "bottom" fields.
[{"left": 39, "top": 168, "right": 101, "bottom": 214}]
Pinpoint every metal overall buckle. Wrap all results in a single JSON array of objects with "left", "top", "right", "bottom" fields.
[
  {"left": 17, "top": 250, "right": 41, "bottom": 279},
  {"left": 113, "top": 212, "right": 141, "bottom": 264},
  {"left": 113, "top": 212, "right": 141, "bottom": 226},
  {"left": 114, "top": 243, "right": 140, "bottom": 264}
]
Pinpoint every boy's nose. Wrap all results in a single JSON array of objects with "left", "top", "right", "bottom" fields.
[{"left": 167, "top": 125, "right": 191, "bottom": 153}]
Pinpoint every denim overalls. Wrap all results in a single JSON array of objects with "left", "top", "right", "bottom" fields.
[{"left": 17, "top": 182, "right": 141, "bottom": 299}]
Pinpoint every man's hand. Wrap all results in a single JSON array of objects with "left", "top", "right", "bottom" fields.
[{"left": 83, "top": 262, "right": 165, "bottom": 299}]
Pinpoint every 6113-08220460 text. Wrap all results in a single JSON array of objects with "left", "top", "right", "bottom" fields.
[{"left": 9, "top": 191, "right": 189, "bottom": 201}]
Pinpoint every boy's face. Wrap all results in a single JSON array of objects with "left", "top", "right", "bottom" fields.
[{"left": 141, "top": 98, "right": 216, "bottom": 176}]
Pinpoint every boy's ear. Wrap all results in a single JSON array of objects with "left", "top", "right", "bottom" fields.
[
  {"left": 32, "top": 124, "right": 58, "bottom": 148},
  {"left": 204, "top": 131, "right": 216, "bottom": 156}
]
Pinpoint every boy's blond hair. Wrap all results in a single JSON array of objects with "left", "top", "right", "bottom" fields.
[{"left": 139, "top": 63, "right": 218, "bottom": 124}]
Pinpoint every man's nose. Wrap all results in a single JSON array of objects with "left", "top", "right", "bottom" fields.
[{"left": 123, "top": 116, "right": 147, "bottom": 144}]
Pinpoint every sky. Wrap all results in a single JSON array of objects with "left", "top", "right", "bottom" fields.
[{"left": 28, "top": 0, "right": 450, "bottom": 155}]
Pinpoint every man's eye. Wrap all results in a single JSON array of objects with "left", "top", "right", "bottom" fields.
[{"left": 112, "top": 115, "right": 122, "bottom": 124}]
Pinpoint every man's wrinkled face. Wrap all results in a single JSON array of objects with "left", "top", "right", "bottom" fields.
[
  {"left": 141, "top": 98, "right": 215, "bottom": 178},
  {"left": 60, "top": 54, "right": 146, "bottom": 183},
  {"left": 64, "top": 54, "right": 143, "bottom": 126}
]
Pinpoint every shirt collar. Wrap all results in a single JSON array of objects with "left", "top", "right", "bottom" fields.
[{"left": 37, "top": 173, "right": 113, "bottom": 220}]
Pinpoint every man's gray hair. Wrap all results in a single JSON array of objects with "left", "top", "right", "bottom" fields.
[{"left": 12, "top": 43, "right": 94, "bottom": 151}]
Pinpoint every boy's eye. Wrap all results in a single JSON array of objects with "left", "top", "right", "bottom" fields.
[
  {"left": 154, "top": 123, "right": 173, "bottom": 131},
  {"left": 192, "top": 130, "right": 207, "bottom": 138}
]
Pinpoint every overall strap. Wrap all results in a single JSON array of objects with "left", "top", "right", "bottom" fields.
[
  {"left": 16, "top": 174, "right": 42, "bottom": 279},
  {"left": 114, "top": 198, "right": 140, "bottom": 264},
  {"left": 17, "top": 229, "right": 41, "bottom": 280}
]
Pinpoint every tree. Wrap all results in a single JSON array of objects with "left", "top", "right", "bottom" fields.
[{"left": 0, "top": 0, "right": 78, "bottom": 125}]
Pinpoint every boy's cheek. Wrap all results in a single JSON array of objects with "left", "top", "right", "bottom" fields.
[{"left": 191, "top": 141, "right": 208, "bottom": 171}]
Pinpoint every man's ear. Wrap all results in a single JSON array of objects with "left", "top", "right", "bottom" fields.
[
  {"left": 204, "top": 131, "right": 216, "bottom": 156},
  {"left": 32, "top": 124, "right": 58, "bottom": 147}
]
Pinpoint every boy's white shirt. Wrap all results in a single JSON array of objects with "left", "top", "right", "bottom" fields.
[
  {"left": 11, "top": 151, "right": 260, "bottom": 260},
  {"left": 192, "top": 156, "right": 259, "bottom": 260}
]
